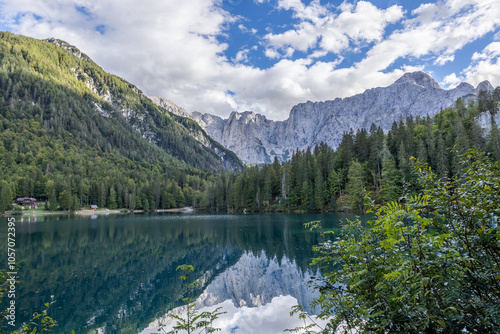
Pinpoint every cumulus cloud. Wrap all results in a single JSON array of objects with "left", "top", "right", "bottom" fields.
[
  {"left": 265, "top": 1, "right": 404, "bottom": 55},
  {"left": 441, "top": 72, "right": 463, "bottom": 88},
  {"left": 0, "top": 0, "right": 499, "bottom": 121},
  {"left": 234, "top": 49, "right": 250, "bottom": 63},
  {"left": 434, "top": 54, "right": 455, "bottom": 66},
  {"left": 462, "top": 41, "right": 500, "bottom": 86},
  {"left": 356, "top": 0, "right": 500, "bottom": 73}
]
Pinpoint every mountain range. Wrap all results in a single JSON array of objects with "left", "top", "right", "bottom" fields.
[
  {"left": 152, "top": 72, "right": 494, "bottom": 163},
  {"left": 1, "top": 31, "right": 496, "bottom": 172}
]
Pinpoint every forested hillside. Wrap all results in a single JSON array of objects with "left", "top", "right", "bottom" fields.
[
  {"left": 200, "top": 92, "right": 500, "bottom": 213},
  {"left": 0, "top": 32, "right": 242, "bottom": 212},
  {"left": 0, "top": 31, "right": 498, "bottom": 214}
]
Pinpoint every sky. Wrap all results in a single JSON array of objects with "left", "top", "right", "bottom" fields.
[{"left": 0, "top": 0, "right": 499, "bottom": 120}]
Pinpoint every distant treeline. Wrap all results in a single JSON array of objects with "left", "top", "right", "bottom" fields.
[{"left": 201, "top": 91, "right": 500, "bottom": 213}]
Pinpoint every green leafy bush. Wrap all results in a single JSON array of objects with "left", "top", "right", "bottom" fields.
[{"left": 300, "top": 149, "right": 500, "bottom": 333}]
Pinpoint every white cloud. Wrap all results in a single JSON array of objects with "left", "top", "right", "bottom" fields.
[
  {"left": 234, "top": 49, "right": 250, "bottom": 63},
  {"left": 441, "top": 73, "right": 463, "bottom": 88},
  {"left": 0, "top": 0, "right": 499, "bottom": 121},
  {"left": 462, "top": 41, "right": 500, "bottom": 86},
  {"left": 238, "top": 24, "right": 258, "bottom": 35},
  {"left": 471, "top": 41, "right": 500, "bottom": 61},
  {"left": 265, "top": 1, "right": 404, "bottom": 55},
  {"left": 356, "top": 0, "right": 500, "bottom": 74},
  {"left": 264, "top": 48, "right": 281, "bottom": 59},
  {"left": 265, "top": 21, "right": 320, "bottom": 52},
  {"left": 277, "top": 0, "right": 328, "bottom": 22},
  {"left": 434, "top": 54, "right": 455, "bottom": 66}
]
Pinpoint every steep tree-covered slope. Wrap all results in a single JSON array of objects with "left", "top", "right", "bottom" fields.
[
  {"left": 0, "top": 32, "right": 242, "bottom": 172},
  {"left": 0, "top": 31, "right": 242, "bottom": 210}
]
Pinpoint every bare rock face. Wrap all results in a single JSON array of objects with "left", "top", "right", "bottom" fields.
[
  {"left": 153, "top": 72, "right": 494, "bottom": 164},
  {"left": 148, "top": 96, "right": 243, "bottom": 171},
  {"left": 149, "top": 96, "right": 191, "bottom": 118}
]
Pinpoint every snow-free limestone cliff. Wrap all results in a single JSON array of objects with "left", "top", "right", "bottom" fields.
[{"left": 152, "top": 72, "right": 493, "bottom": 163}]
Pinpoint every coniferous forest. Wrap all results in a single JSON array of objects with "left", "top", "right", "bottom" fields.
[
  {"left": 0, "top": 32, "right": 243, "bottom": 213},
  {"left": 0, "top": 31, "right": 499, "bottom": 214},
  {"left": 202, "top": 92, "right": 500, "bottom": 213}
]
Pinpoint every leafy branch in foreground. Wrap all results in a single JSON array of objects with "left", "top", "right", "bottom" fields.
[
  {"left": 298, "top": 149, "right": 500, "bottom": 333},
  {"left": 159, "top": 265, "right": 225, "bottom": 334}
]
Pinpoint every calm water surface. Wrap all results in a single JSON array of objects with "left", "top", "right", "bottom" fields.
[{"left": 0, "top": 213, "right": 369, "bottom": 334}]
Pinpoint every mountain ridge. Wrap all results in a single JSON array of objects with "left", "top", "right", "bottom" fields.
[
  {"left": 152, "top": 71, "right": 494, "bottom": 163},
  {"left": 36, "top": 35, "right": 243, "bottom": 172}
]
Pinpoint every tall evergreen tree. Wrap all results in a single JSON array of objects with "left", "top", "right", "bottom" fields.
[
  {"left": 0, "top": 181, "right": 12, "bottom": 213},
  {"left": 346, "top": 160, "right": 366, "bottom": 212},
  {"left": 436, "top": 133, "right": 448, "bottom": 176},
  {"left": 486, "top": 122, "right": 500, "bottom": 161}
]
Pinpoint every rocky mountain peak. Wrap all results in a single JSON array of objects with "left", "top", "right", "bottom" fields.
[
  {"left": 476, "top": 80, "right": 494, "bottom": 92},
  {"left": 149, "top": 96, "right": 191, "bottom": 118},
  {"left": 393, "top": 71, "right": 441, "bottom": 90},
  {"left": 151, "top": 72, "right": 495, "bottom": 164},
  {"left": 44, "top": 37, "right": 91, "bottom": 61}
]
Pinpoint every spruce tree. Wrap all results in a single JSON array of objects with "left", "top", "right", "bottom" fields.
[
  {"left": 108, "top": 186, "right": 117, "bottom": 209},
  {"left": 436, "top": 133, "right": 448, "bottom": 176},
  {"left": 380, "top": 157, "right": 400, "bottom": 203},
  {"left": 486, "top": 122, "right": 500, "bottom": 161},
  {"left": 346, "top": 160, "right": 366, "bottom": 211}
]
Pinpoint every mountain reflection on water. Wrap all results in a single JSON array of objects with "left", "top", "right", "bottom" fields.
[
  {"left": 142, "top": 251, "right": 323, "bottom": 334},
  {"left": 0, "top": 213, "right": 366, "bottom": 334}
]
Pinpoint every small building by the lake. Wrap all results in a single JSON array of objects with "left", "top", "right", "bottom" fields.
[
  {"left": 90, "top": 205, "right": 98, "bottom": 210},
  {"left": 17, "top": 197, "right": 37, "bottom": 209}
]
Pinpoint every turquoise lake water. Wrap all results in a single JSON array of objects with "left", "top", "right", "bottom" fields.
[{"left": 0, "top": 212, "right": 370, "bottom": 333}]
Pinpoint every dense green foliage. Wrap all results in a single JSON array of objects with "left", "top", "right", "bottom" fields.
[
  {"left": 294, "top": 149, "right": 500, "bottom": 333},
  {"left": 201, "top": 92, "right": 500, "bottom": 213},
  {"left": 0, "top": 32, "right": 242, "bottom": 212}
]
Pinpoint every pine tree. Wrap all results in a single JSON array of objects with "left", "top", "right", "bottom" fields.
[
  {"left": 58, "top": 190, "right": 71, "bottom": 210},
  {"left": 380, "top": 157, "right": 400, "bottom": 203},
  {"left": 314, "top": 167, "right": 324, "bottom": 211},
  {"left": 46, "top": 180, "right": 58, "bottom": 211},
  {"left": 486, "top": 122, "right": 500, "bottom": 161},
  {"left": 436, "top": 133, "right": 448, "bottom": 176},
  {"left": 417, "top": 139, "right": 427, "bottom": 164},
  {"left": 108, "top": 186, "right": 117, "bottom": 209},
  {"left": 346, "top": 160, "right": 366, "bottom": 212},
  {"left": 99, "top": 182, "right": 107, "bottom": 208},
  {"left": 0, "top": 181, "right": 12, "bottom": 213},
  {"left": 398, "top": 140, "right": 411, "bottom": 180}
]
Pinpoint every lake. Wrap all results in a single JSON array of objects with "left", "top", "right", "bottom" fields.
[{"left": 0, "top": 213, "right": 369, "bottom": 334}]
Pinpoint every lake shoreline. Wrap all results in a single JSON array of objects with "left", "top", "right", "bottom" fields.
[{"left": 2, "top": 206, "right": 196, "bottom": 216}]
